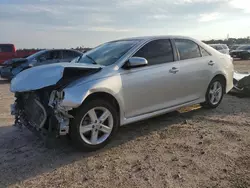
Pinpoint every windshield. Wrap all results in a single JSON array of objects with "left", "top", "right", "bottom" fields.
[
  {"left": 77, "top": 40, "right": 140, "bottom": 66},
  {"left": 26, "top": 50, "right": 47, "bottom": 60},
  {"left": 236, "top": 45, "right": 250, "bottom": 50}
]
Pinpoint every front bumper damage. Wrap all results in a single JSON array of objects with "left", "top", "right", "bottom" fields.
[
  {"left": 48, "top": 90, "right": 73, "bottom": 136},
  {"left": 231, "top": 71, "right": 250, "bottom": 94},
  {"left": 11, "top": 90, "right": 73, "bottom": 140}
]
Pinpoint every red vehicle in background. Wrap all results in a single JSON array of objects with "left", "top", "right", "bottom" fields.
[{"left": 0, "top": 44, "right": 38, "bottom": 64}]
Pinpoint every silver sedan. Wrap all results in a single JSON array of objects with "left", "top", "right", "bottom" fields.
[{"left": 10, "top": 35, "right": 234, "bottom": 151}]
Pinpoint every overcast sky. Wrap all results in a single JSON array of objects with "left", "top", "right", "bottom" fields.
[{"left": 0, "top": 0, "right": 249, "bottom": 48}]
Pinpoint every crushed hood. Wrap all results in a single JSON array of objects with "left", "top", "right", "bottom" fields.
[{"left": 10, "top": 63, "right": 102, "bottom": 92}]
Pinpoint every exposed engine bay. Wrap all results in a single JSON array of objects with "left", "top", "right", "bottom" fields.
[
  {"left": 12, "top": 88, "right": 71, "bottom": 139},
  {"left": 11, "top": 65, "right": 102, "bottom": 139}
]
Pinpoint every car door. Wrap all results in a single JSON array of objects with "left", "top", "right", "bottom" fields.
[
  {"left": 120, "top": 39, "right": 182, "bottom": 118},
  {"left": 173, "top": 38, "right": 213, "bottom": 103}
]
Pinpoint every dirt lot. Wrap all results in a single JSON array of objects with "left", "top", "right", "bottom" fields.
[{"left": 0, "top": 60, "right": 249, "bottom": 188}]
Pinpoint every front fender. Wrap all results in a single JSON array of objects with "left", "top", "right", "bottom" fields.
[{"left": 60, "top": 75, "right": 124, "bottom": 109}]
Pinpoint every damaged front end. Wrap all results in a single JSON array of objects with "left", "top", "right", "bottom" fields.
[
  {"left": 10, "top": 63, "right": 102, "bottom": 139},
  {"left": 11, "top": 89, "right": 74, "bottom": 139}
]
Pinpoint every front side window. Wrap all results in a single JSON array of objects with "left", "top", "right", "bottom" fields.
[
  {"left": 174, "top": 39, "right": 201, "bottom": 60},
  {"left": 77, "top": 40, "right": 139, "bottom": 66},
  {"left": 133, "top": 39, "right": 174, "bottom": 65},
  {"left": 37, "top": 51, "right": 61, "bottom": 62}
]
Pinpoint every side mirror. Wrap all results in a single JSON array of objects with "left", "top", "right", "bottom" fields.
[{"left": 125, "top": 57, "right": 148, "bottom": 69}]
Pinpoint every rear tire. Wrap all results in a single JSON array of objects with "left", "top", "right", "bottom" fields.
[
  {"left": 70, "top": 99, "right": 119, "bottom": 151},
  {"left": 201, "top": 77, "right": 225, "bottom": 109}
]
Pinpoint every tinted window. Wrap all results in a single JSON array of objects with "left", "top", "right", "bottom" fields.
[
  {"left": 0, "top": 44, "right": 13, "bottom": 52},
  {"left": 175, "top": 39, "right": 201, "bottom": 60},
  {"left": 38, "top": 51, "right": 61, "bottom": 61},
  {"left": 63, "top": 50, "right": 80, "bottom": 59},
  {"left": 200, "top": 47, "right": 210, "bottom": 56},
  {"left": 133, "top": 39, "right": 174, "bottom": 65}
]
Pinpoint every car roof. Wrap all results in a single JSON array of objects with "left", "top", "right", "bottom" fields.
[
  {"left": 41, "top": 49, "right": 82, "bottom": 53},
  {"left": 113, "top": 35, "right": 199, "bottom": 42}
]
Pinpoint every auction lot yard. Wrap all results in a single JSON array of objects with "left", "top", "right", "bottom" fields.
[{"left": 0, "top": 60, "right": 249, "bottom": 188}]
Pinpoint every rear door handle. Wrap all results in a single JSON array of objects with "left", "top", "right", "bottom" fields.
[
  {"left": 208, "top": 60, "right": 214, "bottom": 66},
  {"left": 169, "top": 67, "right": 179, "bottom": 74}
]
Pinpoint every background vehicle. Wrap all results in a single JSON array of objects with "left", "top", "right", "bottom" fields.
[
  {"left": 0, "top": 49, "right": 82, "bottom": 79},
  {"left": 10, "top": 36, "right": 234, "bottom": 151},
  {"left": 0, "top": 44, "right": 38, "bottom": 64},
  {"left": 209, "top": 44, "right": 230, "bottom": 55},
  {"left": 230, "top": 45, "right": 250, "bottom": 60}
]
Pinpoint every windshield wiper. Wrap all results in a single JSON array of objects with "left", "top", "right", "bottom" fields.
[{"left": 86, "top": 55, "right": 97, "bottom": 65}]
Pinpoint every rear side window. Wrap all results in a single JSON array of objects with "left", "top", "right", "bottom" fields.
[
  {"left": 63, "top": 50, "right": 80, "bottom": 59},
  {"left": 174, "top": 39, "right": 201, "bottom": 60},
  {"left": 38, "top": 51, "right": 62, "bottom": 61},
  {"left": 0, "top": 44, "right": 13, "bottom": 52},
  {"left": 133, "top": 39, "right": 174, "bottom": 65}
]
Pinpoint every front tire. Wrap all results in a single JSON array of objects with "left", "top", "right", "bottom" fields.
[
  {"left": 70, "top": 99, "right": 119, "bottom": 151},
  {"left": 201, "top": 77, "right": 225, "bottom": 109}
]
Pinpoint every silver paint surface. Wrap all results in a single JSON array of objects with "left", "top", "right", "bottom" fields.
[{"left": 11, "top": 35, "right": 234, "bottom": 126}]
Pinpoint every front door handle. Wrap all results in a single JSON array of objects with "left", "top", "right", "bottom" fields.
[
  {"left": 208, "top": 60, "right": 214, "bottom": 66},
  {"left": 169, "top": 67, "right": 179, "bottom": 74}
]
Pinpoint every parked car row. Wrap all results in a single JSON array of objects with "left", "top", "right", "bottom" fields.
[
  {"left": 10, "top": 35, "right": 234, "bottom": 151},
  {"left": 0, "top": 49, "right": 82, "bottom": 79},
  {"left": 208, "top": 43, "right": 250, "bottom": 60},
  {"left": 230, "top": 45, "right": 250, "bottom": 60}
]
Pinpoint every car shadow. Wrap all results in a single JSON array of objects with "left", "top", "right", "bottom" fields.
[
  {"left": 229, "top": 92, "right": 250, "bottom": 98},
  {"left": 0, "top": 95, "right": 250, "bottom": 186},
  {"left": 0, "top": 108, "right": 203, "bottom": 187}
]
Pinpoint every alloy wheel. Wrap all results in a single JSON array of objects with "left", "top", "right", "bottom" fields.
[
  {"left": 208, "top": 81, "right": 223, "bottom": 105},
  {"left": 79, "top": 107, "right": 114, "bottom": 145}
]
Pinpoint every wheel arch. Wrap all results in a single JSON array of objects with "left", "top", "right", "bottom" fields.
[
  {"left": 85, "top": 92, "right": 120, "bottom": 111},
  {"left": 210, "top": 74, "right": 227, "bottom": 93}
]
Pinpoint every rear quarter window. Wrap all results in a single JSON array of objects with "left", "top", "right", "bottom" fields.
[{"left": 174, "top": 39, "right": 201, "bottom": 60}]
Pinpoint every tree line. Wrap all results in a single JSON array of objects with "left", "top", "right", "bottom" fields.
[{"left": 203, "top": 37, "right": 250, "bottom": 47}]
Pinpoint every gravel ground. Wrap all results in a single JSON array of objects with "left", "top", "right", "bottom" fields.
[{"left": 0, "top": 60, "right": 249, "bottom": 188}]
